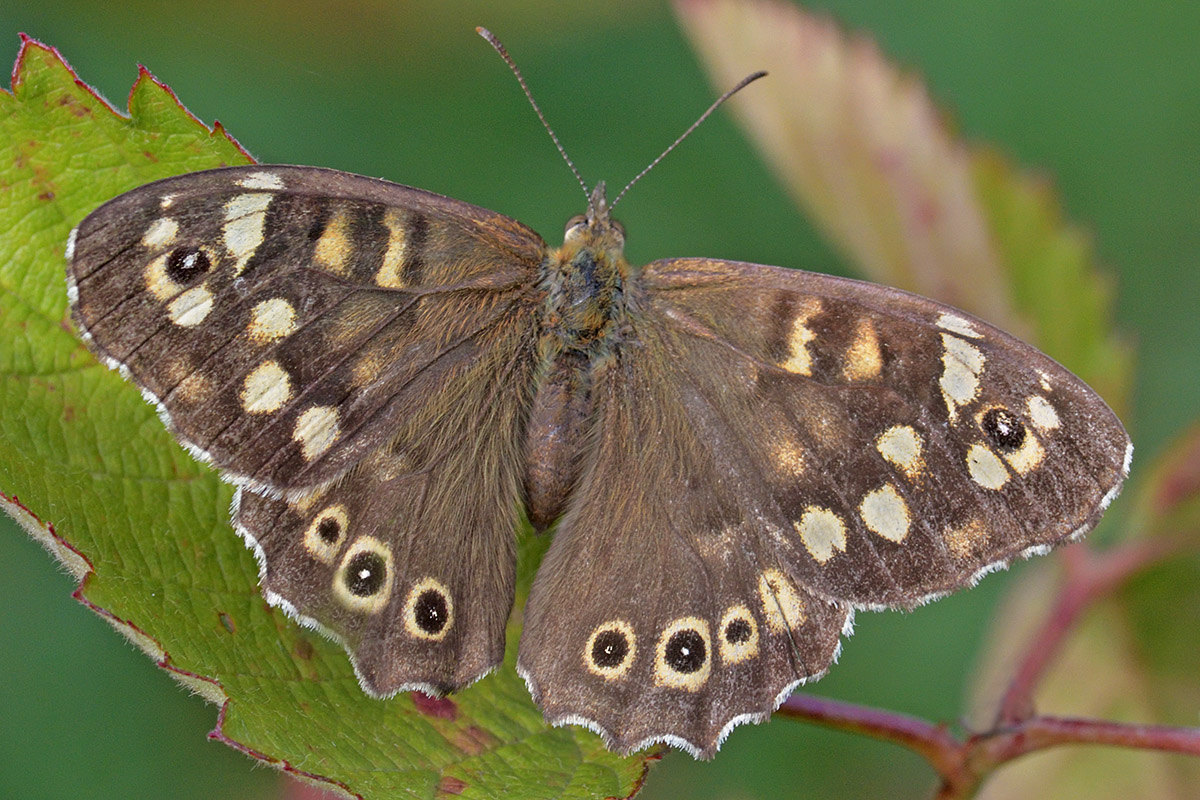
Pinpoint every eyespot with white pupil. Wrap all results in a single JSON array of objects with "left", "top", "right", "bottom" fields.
[
  {"left": 413, "top": 589, "right": 448, "bottom": 634},
  {"left": 165, "top": 246, "right": 211, "bottom": 284},
  {"left": 584, "top": 620, "right": 636, "bottom": 679},
  {"left": 665, "top": 629, "right": 706, "bottom": 673},
  {"left": 403, "top": 578, "right": 455, "bottom": 641},
  {"left": 331, "top": 536, "right": 393, "bottom": 614},
  {"left": 345, "top": 552, "right": 386, "bottom": 596},
  {"left": 653, "top": 617, "right": 712, "bottom": 690},
  {"left": 982, "top": 407, "right": 1026, "bottom": 452}
]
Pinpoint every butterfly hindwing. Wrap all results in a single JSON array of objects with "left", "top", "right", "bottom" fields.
[
  {"left": 518, "top": 313, "right": 850, "bottom": 756},
  {"left": 68, "top": 165, "right": 546, "bottom": 693}
]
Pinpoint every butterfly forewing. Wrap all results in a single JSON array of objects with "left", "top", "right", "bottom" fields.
[
  {"left": 640, "top": 257, "right": 1131, "bottom": 607},
  {"left": 68, "top": 165, "right": 546, "bottom": 693},
  {"left": 67, "top": 165, "right": 543, "bottom": 492}
]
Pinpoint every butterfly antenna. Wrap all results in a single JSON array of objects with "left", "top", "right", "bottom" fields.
[
  {"left": 610, "top": 70, "right": 767, "bottom": 211},
  {"left": 477, "top": 27, "right": 592, "bottom": 213}
]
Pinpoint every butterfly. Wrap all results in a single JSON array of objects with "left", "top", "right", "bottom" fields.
[{"left": 64, "top": 39, "right": 1130, "bottom": 759}]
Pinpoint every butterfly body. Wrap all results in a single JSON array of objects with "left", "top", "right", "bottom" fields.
[
  {"left": 525, "top": 182, "right": 631, "bottom": 529},
  {"left": 66, "top": 164, "right": 1130, "bottom": 758}
]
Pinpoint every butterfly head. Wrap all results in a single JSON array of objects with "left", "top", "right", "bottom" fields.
[{"left": 561, "top": 181, "right": 627, "bottom": 263}]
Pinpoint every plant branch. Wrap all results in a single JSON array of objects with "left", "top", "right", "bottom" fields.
[
  {"left": 779, "top": 535, "right": 1198, "bottom": 799},
  {"left": 996, "top": 536, "right": 1187, "bottom": 726}
]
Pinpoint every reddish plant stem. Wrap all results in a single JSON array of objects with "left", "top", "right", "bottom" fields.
[
  {"left": 779, "top": 696, "right": 1200, "bottom": 800},
  {"left": 779, "top": 535, "right": 1198, "bottom": 799},
  {"left": 777, "top": 694, "right": 962, "bottom": 776},
  {"left": 996, "top": 537, "right": 1184, "bottom": 726}
]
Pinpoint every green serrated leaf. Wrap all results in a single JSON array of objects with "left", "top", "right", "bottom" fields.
[{"left": 0, "top": 37, "right": 647, "bottom": 800}]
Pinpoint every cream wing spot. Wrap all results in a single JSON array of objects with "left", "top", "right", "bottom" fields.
[
  {"left": 1027, "top": 395, "right": 1061, "bottom": 431},
  {"left": 1004, "top": 432, "right": 1046, "bottom": 474},
  {"left": 859, "top": 484, "right": 911, "bottom": 543},
  {"left": 403, "top": 578, "right": 454, "bottom": 640},
  {"left": 770, "top": 434, "right": 806, "bottom": 477},
  {"left": 167, "top": 285, "right": 214, "bottom": 327},
  {"left": 758, "top": 570, "right": 807, "bottom": 633},
  {"left": 653, "top": 617, "right": 712, "bottom": 691},
  {"left": 876, "top": 424, "right": 925, "bottom": 480},
  {"left": 843, "top": 318, "right": 882, "bottom": 381},
  {"left": 223, "top": 193, "right": 273, "bottom": 275},
  {"left": 967, "top": 443, "right": 1010, "bottom": 490},
  {"left": 241, "top": 361, "right": 292, "bottom": 414},
  {"left": 375, "top": 209, "right": 409, "bottom": 288},
  {"left": 944, "top": 519, "right": 989, "bottom": 558},
  {"left": 795, "top": 506, "right": 847, "bottom": 564},
  {"left": 141, "top": 217, "right": 178, "bottom": 249},
  {"left": 144, "top": 252, "right": 175, "bottom": 301},
  {"left": 936, "top": 312, "right": 982, "bottom": 338},
  {"left": 585, "top": 620, "right": 637, "bottom": 680},
  {"left": 717, "top": 605, "right": 759, "bottom": 664},
  {"left": 294, "top": 405, "right": 340, "bottom": 461},
  {"left": 238, "top": 171, "right": 285, "bottom": 190},
  {"left": 779, "top": 300, "right": 822, "bottom": 376},
  {"left": 247, "top": 297, "right": 298, "bottom": 343},
  {"left": 302, "top": 504, "right": 348, "bottom": 564},
  {"left": 332, "top": 536, "right": 393, "bottom": 614},
  {"left": 939, "top": 333, "right": 986, "bottom": 422},
  {"left": 314, "top": 207, "right": 354, "bottom": 275}
]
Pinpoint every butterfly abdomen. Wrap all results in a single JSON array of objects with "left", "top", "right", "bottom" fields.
[{"left": 523, "top": 217, "right": 634, "bottom": 530}]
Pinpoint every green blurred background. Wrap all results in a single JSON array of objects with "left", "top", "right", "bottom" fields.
[{"left": 1, "top": 1, "right": 1196, "bottom": 798}]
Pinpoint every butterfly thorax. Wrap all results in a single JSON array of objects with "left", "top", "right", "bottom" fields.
[{"left": 524, "top": 183, "right": 633, "bottom": 530}]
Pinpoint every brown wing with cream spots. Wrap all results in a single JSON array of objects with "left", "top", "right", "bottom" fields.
[
  {"left": 67, "top": 165, "right": 545, "bottom": 493},
  {"left": 68, "top": 165, "right": 543, "bottom": 694},
  {"left": 518, "top": 321, "right": 851, "bottom": 758},
  {"left": 639, "top": 257, "right": 1131, "bottom": 609}
]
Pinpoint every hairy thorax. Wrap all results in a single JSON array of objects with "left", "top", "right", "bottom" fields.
[{"left": 523, "top": 203, "right": 632, "bottom": 530}]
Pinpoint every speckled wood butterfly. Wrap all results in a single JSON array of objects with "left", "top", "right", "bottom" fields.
[{"left": 64, "top": 34, "right": 1130, "bottom": 759}]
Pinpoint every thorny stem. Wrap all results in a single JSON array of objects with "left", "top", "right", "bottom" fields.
[{"left": 778, "top": 536, "right": 1199, "bottom": 799}]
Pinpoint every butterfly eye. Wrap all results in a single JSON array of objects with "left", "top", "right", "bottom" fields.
[
  {"left": 610, "top": 219, "right": 625, "bottom": 239},
  {"left": 563, "top": 214, "right": 587, "bottom": 235}
]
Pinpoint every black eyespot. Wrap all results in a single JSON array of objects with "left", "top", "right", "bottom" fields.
[
  {"left": 344, "top": 551, "right": 387, "bottom": 597},
  {"left": 591, "top": 629, "right": 630, "bottom": 669},
  {"left": 982, "top": 407, "right": 1026, "bottom": 452},
  {"left": 413, "top": 589, "right": 448, "bottom": 634},
  {"left": 664, "top": 629, "right": 707, "bottom": 674},
  {"left": 317, "top": 517, "right": 341, "bottom": 545},
  {"left": 724, "top": 618, "right": 753, "bottom": 645},
  {"left": 165, "top": 246, "right": 211, "bottom": 284}
]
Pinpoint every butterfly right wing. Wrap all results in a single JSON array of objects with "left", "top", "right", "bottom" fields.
[
  {"left": 68, "top": 165, "right": 546, "bottom": 694},
  {"left": 518, "top": 255, "right": 1129, "bottom": 757}
]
